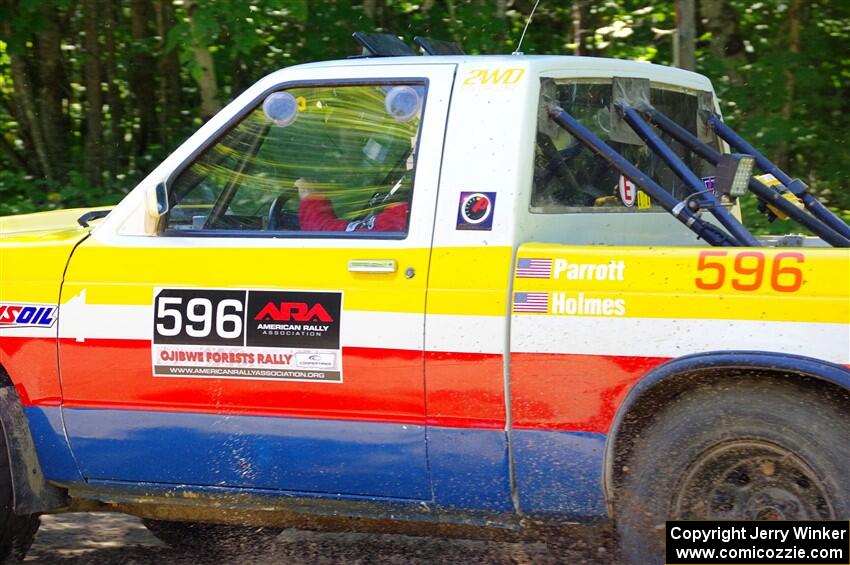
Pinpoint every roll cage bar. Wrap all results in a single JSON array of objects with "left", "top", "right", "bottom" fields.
[{"left": 546, "top": 80, "right": 850, "bottom": 248}]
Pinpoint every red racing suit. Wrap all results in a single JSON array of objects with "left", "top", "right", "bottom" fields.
[{"left": 299, "top": 195, "right": 408, "bottom": 232}]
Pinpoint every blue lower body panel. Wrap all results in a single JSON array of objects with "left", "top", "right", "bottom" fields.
[
  {"left": 62, "top": 408, "right": 430, "bottom": 500},
  {"left": 427, "top": 427, "right": 513, "bottom": 512},
  {"left": 23, "top": 406, "right": 83, "bottom": 482},
  {"left": 512, "top": 430, "right": 607, "bottom": 519},
  {"left": 28, "top": 407, "right": 607, "bottom": 520}
]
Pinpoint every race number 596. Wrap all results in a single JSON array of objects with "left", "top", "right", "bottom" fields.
[
  {"left": 153, "top": 289, "right": 246, "bottom": 345},
  {"left": 695, "top": 251, "right": 804, "bottom": 292}
]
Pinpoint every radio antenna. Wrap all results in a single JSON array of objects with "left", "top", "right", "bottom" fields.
[{"left": 513, "top": 0, "right": 542, "bottom": 55}]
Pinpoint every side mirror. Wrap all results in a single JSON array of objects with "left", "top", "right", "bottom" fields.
[{"left": 144, "top": 181, "right": 170, "bottom": 234}]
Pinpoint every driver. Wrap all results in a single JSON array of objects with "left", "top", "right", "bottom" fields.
[{"left": 296, "top": 178, "right": 408, "bottom": 232}]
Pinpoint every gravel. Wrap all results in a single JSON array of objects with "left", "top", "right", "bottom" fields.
[{"left": 25, "top": 512, "right": 615, "bottom": 564}]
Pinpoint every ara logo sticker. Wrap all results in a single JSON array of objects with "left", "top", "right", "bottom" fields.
[
  {"left": 254, "top": 301, "right": 334, "bottom": 323},
  {"left": 618, "top": 175, "right": 637, "bottom": 207},
  {"left": 246, "top": 291, "right": 340, "bottom": 350},
  {"left": 702, "top": 176, "right": 717, "bottom": 194},
  {"left": 457, "top": 191, "right": 496, "bottom": 230}
]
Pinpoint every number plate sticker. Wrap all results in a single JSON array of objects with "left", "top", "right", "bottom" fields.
[{"left": 152, "top": 288, "right": 343, "bottom": 383}]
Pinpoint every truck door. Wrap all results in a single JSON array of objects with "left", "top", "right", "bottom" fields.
[{"left": 58, "top": 64, "right": 455, "bottom": 500}]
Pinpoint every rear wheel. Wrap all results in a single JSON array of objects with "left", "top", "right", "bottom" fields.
[
  {"left": 614, "top": 380, "right": 849, "bottom": 565},
  {"left": 0, "top": 424, "right": 40, "bottom": 563},
  {"left": 142, "top": 519, "right": 281, "bottom": 554}
]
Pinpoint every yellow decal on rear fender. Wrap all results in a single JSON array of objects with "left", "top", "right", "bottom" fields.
[{"left": 513, "top": 244, "right": 850, "bottom": 324}]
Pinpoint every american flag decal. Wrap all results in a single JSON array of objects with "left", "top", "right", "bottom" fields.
[
  {"left": 516, "top": 258, "right": 553, "bottom": 279},
  {"left": 513, "top": 292, "right": 549, "bottom": 313}
]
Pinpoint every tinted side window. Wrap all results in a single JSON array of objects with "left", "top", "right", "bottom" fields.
[
  {"left": 532, "top": 80, "right": 715, "bottom": 213},
  {"left": 165, "top": 83, "right": 426, "bottom": 236}
]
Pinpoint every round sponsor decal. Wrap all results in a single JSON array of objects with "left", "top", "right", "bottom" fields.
[
  {"left": 460, "top": 192, "right": 493, "bottom": 224},
  {"left": 618, "top": 175, "right": 637, "bottom": 208}
]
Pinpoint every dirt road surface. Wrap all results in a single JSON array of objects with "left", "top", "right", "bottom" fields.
[{"left": 25, "top": 512, "right": 615, "bottom": 564}]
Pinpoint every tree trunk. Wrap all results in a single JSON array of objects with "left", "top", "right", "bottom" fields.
[
  {"left": 494, "top": 0, "right": 507, "bottom": 45},
  {"left": 0, "top": 1, "right": 49, "bottom": 180},
  {"left": 8, "top": 55, "right": 52, "bottom": 181},
  {"left": 0, "top": 133, "right": 35, "bottom": 175},
  {"left": 675, "top": 0, "right": 696, "bottom": 70},
  {"left": 154, "top": 0, "right": 182, "bottom": 142},
  {"left": 103, "top": 0, "right": 124, "bottom": 179},
  {"left": 83, "top": 0, "right": 103, "bottom": 186},
  {"left": 571, "top": 0, "right": 586, "bottom": 55},
  {"left": 362, "top": 0, "right": 377, "bottom": 20},
  {"left": 130, "top": 0, "right": 158, "bottom": 155},
  {"left": 36, "top": 4, "right": 70, "bottom": 181},
  {"left": 2, "top": 94, "right": 37, "bottom": 173},
  {"left": 700, "top": 0, "right": 745, "bottom": 68},
  {"left": 184, "top": 0, "right": 221, "bottom": 121},
  {"left": 776, "top": 0, "right": 803, "bottom": 169}
]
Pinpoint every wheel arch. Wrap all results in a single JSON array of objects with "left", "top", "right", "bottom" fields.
[
  {"left": 0, "top": 365, "right": 13, "bottom": 388},
  {"left": 0, "top": 363, "right": 68, "bottom": 514},
  {"left": 603, "top": 351, "right": 850, "bottom": 516}
]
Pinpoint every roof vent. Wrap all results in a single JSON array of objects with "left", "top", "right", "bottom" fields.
[
  {"left": 413, "top": 36, "right": 464, "bottom": 55},
  {"left": 352, "top": 32, "right": 417, "bottom": 57}
]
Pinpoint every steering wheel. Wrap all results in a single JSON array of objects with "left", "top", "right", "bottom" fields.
[{"left": 267, "top": 194, "right": 299, "bottom": 231}]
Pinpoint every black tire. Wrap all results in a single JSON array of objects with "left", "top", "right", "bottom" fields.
[
  {"left": 615, "top": 379, "right": 850, "bottom": 565},
  {"left": 142, "top": 518, "right": 281, "bottom": 554},
  {"left": 0, "top": 424, "right": 40, "bottom": 563}
]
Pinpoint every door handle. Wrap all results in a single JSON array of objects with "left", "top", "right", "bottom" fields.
[{"left": 348, "top": 259, "right": 397, "bottom": 273}]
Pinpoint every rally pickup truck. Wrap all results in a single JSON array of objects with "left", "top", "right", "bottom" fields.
[{"left": 1, "top": 34, "right": 848, "bottom": 564}]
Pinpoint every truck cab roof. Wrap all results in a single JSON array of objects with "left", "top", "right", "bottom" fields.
[{"left": 281, "top": 54, "right": 715, "bottom": 93}]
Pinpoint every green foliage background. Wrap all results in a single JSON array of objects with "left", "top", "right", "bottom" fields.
[{"left": 0, "top": 0, "right": 848, "bottom": 234}]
